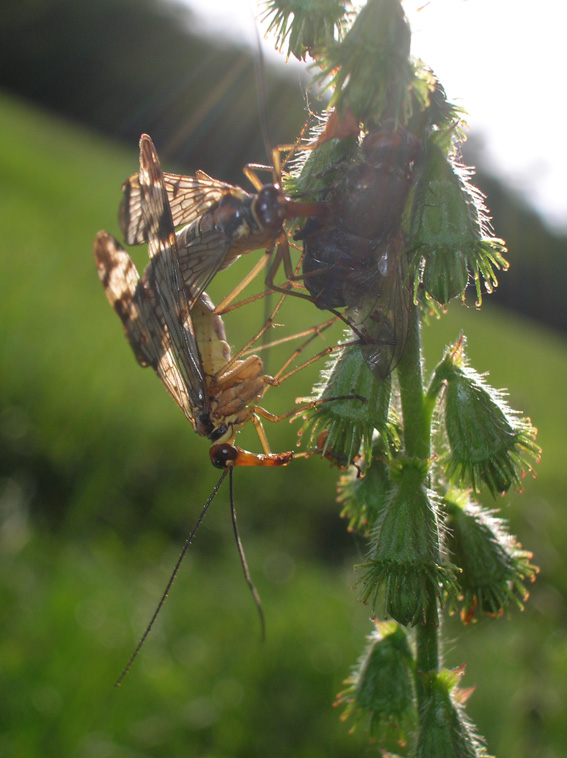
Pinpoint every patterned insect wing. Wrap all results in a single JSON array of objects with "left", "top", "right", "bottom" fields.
[
  {"left": 93, "top": 231, "right": 198, "bottom": 426},
  {"left": 119, "top": 169, "right": 245, "bottom": 245},
  {"left": 137, "top": 134, "right": 208, "bottom": 411}
]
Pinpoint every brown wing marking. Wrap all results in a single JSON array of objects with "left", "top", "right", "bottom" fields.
[
  {"left": 119, "top": 168, "right": 246, "bottom": 245},
  {"left": 93, "top": 231, "right": 196, "bottom": 424},
  {"left": 94, "top": 230, "right": 154, "bottom": 367},
  {"left": 137, "top": 134, "right": 207, "bottom": 411},
  {"left": 169, "top": 171, "right": 247, "bottom": 231}
]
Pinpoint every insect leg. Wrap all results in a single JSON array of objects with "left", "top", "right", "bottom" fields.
[
  {"left": 250, "top": 393, "right": 364, "bottom": 426},
  {"left": 265, "top": 234, "right": 310, "bottom": 296},
  {"left": 214, "top": 281, "right": 294, "bottom": 378},
  {"left": 242, "top": 163, "right": 274, "bottom": 191},
  {"left": 217, "top": 236, "right": 307, "bottom": 317},
  {"left": 214, "top": 250, "right": 272, "bottom": 314},
  {"left": 242, "top": 131, "right": 314, "bottom": 190},
  {"left": 241, "top": 316, "right": 339, "bottom": 358}
]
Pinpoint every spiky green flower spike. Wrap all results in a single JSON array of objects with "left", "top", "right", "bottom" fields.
[
  {"left": 429, "top": 338, "right": 540, "bottom": 495},
  {"left": 260, "top": 2, "right": 539, "bottom": 755}
]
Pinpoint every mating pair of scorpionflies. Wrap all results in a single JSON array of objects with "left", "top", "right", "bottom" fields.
[{"left": 94, "top": 111, "right": 420, "bottom": 682}]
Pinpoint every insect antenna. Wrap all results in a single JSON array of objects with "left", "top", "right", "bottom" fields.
[
  {"left": 114, "top": 469, "right": 229, "bottom": 687},
  {"left": 228, "top": 467, "right": 266, "bottom": 641},
  {"left": 252, "top": 18, "right": 273, "bottom": 169},
  {"left": 251, "top": 19, "right": 280, "bottom": 369}
]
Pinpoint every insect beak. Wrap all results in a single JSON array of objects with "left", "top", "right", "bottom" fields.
[{"left": 209, "top": 444, "right": 294, "bottom": 468}]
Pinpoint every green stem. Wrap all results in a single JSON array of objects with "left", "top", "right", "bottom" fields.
[
  {"left": 397, "top": 301, "right": 429, "bottom": 460},
  {"left": 415, "top": 594, "right": 440, "bottom": 673},
  {"left": 396, "top": 301, "right": 439, "bottom": 706}
]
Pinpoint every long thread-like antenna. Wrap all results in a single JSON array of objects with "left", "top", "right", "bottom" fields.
[
  {"left": 114, "top": 469, "right": 229, "bottom": 687},
  {"left": 253, "top": 20, "right": 273, "bottom": 171},
  {"left": 252, "top": 18, "right": 278, "bottom": 368},
  {"left": 229, "top": 467, "right": 266, "bottom": 640}
]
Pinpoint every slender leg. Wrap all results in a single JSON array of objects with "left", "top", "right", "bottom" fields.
[{"left": 214, "top": 251, "right": 273, "bottom": 314}]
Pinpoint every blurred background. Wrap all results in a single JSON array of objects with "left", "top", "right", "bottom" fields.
[{"left": 0, "top": 0, "right": 566, "bottom": 756}]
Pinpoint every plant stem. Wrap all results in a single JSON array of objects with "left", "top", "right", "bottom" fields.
[
  {"left": 397, "top": 302, "right": 430, "bottom": 460},
  {"left": 396, "top": 301, "right": 440, "bottom": 703}
]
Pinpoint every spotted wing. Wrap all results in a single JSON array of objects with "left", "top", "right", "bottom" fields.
[
  {"left": 137, "top": 134, "right": 208, "bottom": 412},
  {"left": 93, "top": 231, "right": 196, "bottom": 424},
  {"left": 120, "top": 168, "right": 241, "bottom": 245}
]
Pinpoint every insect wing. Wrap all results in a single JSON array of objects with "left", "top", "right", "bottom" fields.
[
  {"left": 94, "top": 230, "right": 155, "bottom": 367},
  {"left": 176, "top": 225, "right": 233, "bottom": 308},
  {"left": 93, "top": 231, "right": 196, "bottom": 425},
  {"left": 137, "top": 134, "right": 207, "bottom": 412},
  {"left": 120, "top": 169, "right": 241, "bottom": 245},
  {"left": 170, "top": 170, "right": 244, "bottom": 230},
  {"left": 350, "top": 235, "right": 411, "bottom": 379}
]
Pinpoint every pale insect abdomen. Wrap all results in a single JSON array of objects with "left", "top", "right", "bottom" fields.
[{"left": 190, "top": 292, "right": 231, "bottom": 379}]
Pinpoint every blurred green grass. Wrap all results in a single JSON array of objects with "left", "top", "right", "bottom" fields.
[{"left": 1, "top": 90, "right": 566, "bottom": 757}]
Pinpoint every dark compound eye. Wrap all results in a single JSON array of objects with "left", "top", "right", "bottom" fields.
[
  {"left": 255, "top": 185, "right": 284, "bottom": 228},
  {"left": 209, "top": 443, "right": 239, "bottom": 469}
]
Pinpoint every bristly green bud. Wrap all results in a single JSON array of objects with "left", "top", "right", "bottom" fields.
[
  {"left": 302, "top": 342, "right": 393, "bottom": 466},
  {"left": 407, "top": 73, "right": 468, "bottom": 136},
  {"left": 358, "top": 460, "right": 459, "bottom": 626},
  {"left": 336, "top": 620, "right": 415, "bottom": 743},
  {"left": 431, "top": 339, "right": 541, "bottom": 496},
  {"left": 410, "top": 136, "right": 508, "bottom": 305},
  {"left": 337, "top": 435, "right": 398, "bottom": 536},
  {"left": 417, "top": 668, "right": 492, "bottom": 758},
  {"left": 261, "top": 0, "right": 350, "bottom": 61},
  {"left": 315, "top": 0, "right": 419, "bottom": 127},
  {"left": 443, "top": 488, "right": 538, "bottom": 623}
]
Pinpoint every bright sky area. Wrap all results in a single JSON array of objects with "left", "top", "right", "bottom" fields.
[{"left": 183, "top": 0, "right": 567, "bottom": 232}]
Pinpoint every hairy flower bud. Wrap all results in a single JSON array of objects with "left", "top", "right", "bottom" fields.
[
  {"left": 337, "top": 437, "right": 397, "bottom": 536},
  {"left": 444, "top": 489, "right": 538, "bottom": 622},
  {"left": 316, "top": 0, "right": 417, "bottom": 127},
  {"left": 417, "top": 669, "right": 491, "bottom": 758},
  {"left": 262, "top": 0, "right": 349, "bottom": 60},
  {"left": 432, "top": 339, "right": 540, "bottom": 495},
  {"left": 410, "top": 138, "right": 508, "bottom": 305},
  {"left": 359, "top": 461, "right": 459, "bottom": 625},
  {"left": 302, "top": 343, "right": 392, "bottom": 466},
  {"left": 336, "top": 620, "right": 415, "bottom": 742}
]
